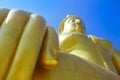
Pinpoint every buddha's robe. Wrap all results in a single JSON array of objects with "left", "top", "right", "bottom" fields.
[
  {"left": 33, "top": 52, "right": 120, "bottom": 80},
  {"left": 59, "top": 32, "right": 117, "bottom": 73}
]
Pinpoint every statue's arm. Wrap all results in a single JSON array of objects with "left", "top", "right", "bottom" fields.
[
  {"left": 112, "top": 49, "right": 120, "bottom": 75},
  {"left": 88, "top": 35, "right": 113, "bottom": 52},
  {"left": 91, "top": 35, "right": 120, "bottom": 75}
]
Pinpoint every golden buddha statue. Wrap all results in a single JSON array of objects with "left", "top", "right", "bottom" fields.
[
  {"left": 0, "top": 8, "right": 120, "bottom": 80},
  {"left": 31, "top": 15, "right": 120, "bottom": 80},
  {"left": 58, "top": 15, "right": 120, "bottom": 74}
]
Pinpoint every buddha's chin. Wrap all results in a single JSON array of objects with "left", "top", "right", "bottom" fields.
[{"left": 72, "top": 29, "right": 84, "bottom": 34}]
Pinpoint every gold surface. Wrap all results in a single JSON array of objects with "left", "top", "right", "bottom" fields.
[
  {"left": 0, "top": 8, "right": 120, "bottom": 80},
  {"left": 33, "top": 52, "right": 120, "bottom": 80},
  {"left": 0, "top": 8, "right": 58, "bottom": 80},
  {"left": 39, "top": 25, "right": 59, "bottom": 69},
  {"left": 112, "top": 49, "right": 120, "bottom": 75},
  {"left": 58, "top": 15, "right": 120, "bottom": 73}
]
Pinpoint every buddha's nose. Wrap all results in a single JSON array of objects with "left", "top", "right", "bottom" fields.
[{"left": 76, "top": 20, "right": 81, "bottom": 25}]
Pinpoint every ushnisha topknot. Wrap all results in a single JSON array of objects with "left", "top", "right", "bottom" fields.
[{"left": 58, "top": 15, "right": 86, "bottom": 34}]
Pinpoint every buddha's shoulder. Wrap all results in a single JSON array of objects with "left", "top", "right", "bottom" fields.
[
  {"left": 88, "top": 35, "right": 113, "bottom": 51},
  {"left": 88, "top": 35, "right": 112, "bottom": 44}
]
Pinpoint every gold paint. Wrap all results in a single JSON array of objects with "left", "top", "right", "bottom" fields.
[
  {"left": 112, "top": 49, "right": 120, "bottom": 75},
  {"left": 33, "top": 53, "right": 120, "bottom": 80},
  {"left": 0, "top": 8, "right": 120, "bottom": 80},
  {"left": 58, "top": 15, "right": 86, "bottom": 34},
  {"left": 58, "top": 15, "right": 120, "bottom": 73},
  {"left": 39, "top": 25, "right": 59, "bottom": 69}
]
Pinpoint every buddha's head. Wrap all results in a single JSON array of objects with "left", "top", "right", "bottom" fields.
[{"left": 58, "top": 15, "right": 86, "bottom": 34}]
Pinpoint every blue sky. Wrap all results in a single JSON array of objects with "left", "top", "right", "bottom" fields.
[{"left": 0, "top": 0, "right": 120, "bottom": 50}]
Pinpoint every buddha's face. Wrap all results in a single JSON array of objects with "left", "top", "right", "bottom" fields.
[{"left": 63, "top": 17, "right": 85, "bottom": 34}]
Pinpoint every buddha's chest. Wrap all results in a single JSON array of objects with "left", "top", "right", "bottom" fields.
[{"left": 59, "top": 34, "right": 97, "bottom": 53}]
